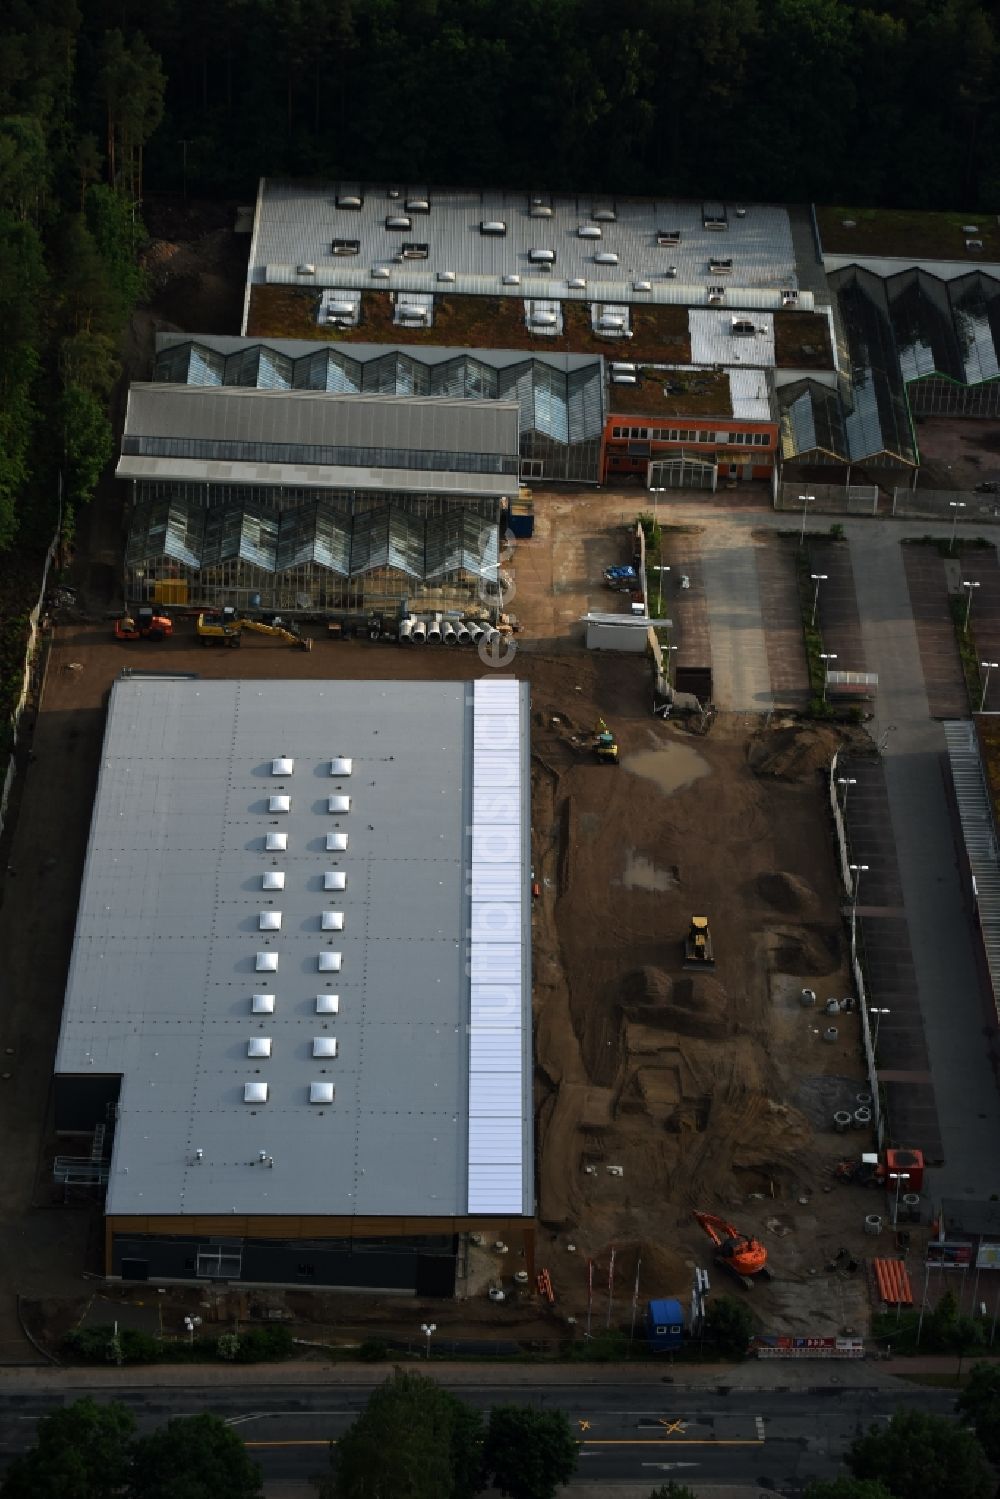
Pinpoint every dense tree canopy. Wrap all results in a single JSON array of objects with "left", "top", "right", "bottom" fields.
[
  {"left": 957, "top": 1360, "right": 1000, "bottom": 1463},
  {"left": 83, "top": 0, "right": 1000, "bottom": 211},
  {"left": 480, "top": 1404, "right": 578, "bottom": 1499},
  {"left": 848, "top": 1409, "right": 995, "bottom": 1499}
]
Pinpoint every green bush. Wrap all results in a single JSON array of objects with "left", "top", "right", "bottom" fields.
[
  {"left": 358, "top": 1337, "right": 389, "bottom": 1361},
  {"left": 229, "top": 1324, "right": 295, "bottom": 1362}
]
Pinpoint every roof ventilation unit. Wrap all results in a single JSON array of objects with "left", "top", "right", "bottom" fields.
[
  {"left": 248, "top": 1038, "right": 272, "bottom": 1058},
  {"left": 372, "top": 266, "right": 391, "bottom": 279},
  {"left": 708, "top": 286, "right": 726, "bottom": 304},
  {"left": 594, "top": 252, "right": 619, "bottom": 265},
  {"left": 244, "top": 1081, "right": 268, "bottom": 1104},
  {"left": 271, "top": 757, "right": 294, "bottom": 776},
  {"left": 262, "top": 871, "right": 285, "bottom": 891},
  {"left": 437, "top": 271, "right": 456, "bottom": 282},
  {"left": 664, "top": 265, "right": 678, "bottom": 278},
  {"left": 531, "top": 310, "right": 557, "bottom": 327},
  {"left": 259, "top": 911, "right": 282, "bottom": 931},
  {"left": 781, "top": 289, "right": 799, "bottom": 306},
  {"left": 313, "top": 1037, "right": 338, "bottom": 1057},
  {"left": 268, "top": 795, "right": 291, "bottom": 813},
  {"left": 330, "top": 757, "right": 353, "bottom": 776},
  {"left": 732, "top": 316, "right": 756, "bottom": 336},
  {"left": 310, "top": 1081, "right": 335, "bottom": 1104},
  {"left": 316, "top": 994, "right": 340, "bottom": 1014},
  {"left": 708, "top": 257, "right": 733, "bottom": 274},
  {"left": 401, "top": 242, "right": 429, "bottom": 259},
  {"left": 598, "top": 313, "right": 625, "bottom": 330},
  {"left": 406, "top": 195, "right": 430, "bottom": 212},
  {"left": 735, "top": 206, "right": 747, "bottom": 218},
  {"left": 502, "top": 273, "right": 521, "bottom": 286},
  {"left": 252, "top": 994, "right": 275, "bottom": 1014},
  {"left": 578, "top": 224, "right": 602, "bottom": 239},
  {"left": 331, "top": 238, "right": 360, "bottom": 255},
  {"left": 657, "top": 229, "right": 681, "bottom": 246},
  {"left": 328, "top": 794, "right": 351, "bottom": 814},
  {"left": 385, "top": 214, "right": 411, "bottom": 230},
  {"left": 322, "top": 911, "right": 345, "bottom": 931},
  {"left": 567, "top": 277, "right": 587, "bottom": 289},
  {"left": 593, "top": 206, "right": 617, "bottom": 222},
  {"left": 324, "top": 871, "right": 347, "bottom": 890},
  {"left": 611, "top": 362, "right": 636, "bottom": 374},
  {"left": 336, "top": 191, "right": 363, "bottom": 209},
  {"left": 480, "top": 220, "right": 507, "bottom": 236},
  {"left": 611, "top": 373, "right": 638, "bottom": 386},
  {"left": 326, "top": 832, "right": 349, "bottom": 851},
  {"left": 703, "top": 205, "right": 728, "bottom": 230},
  {"left": 296, "top": 264, "right": 316, "bottom": 276},
  {"left": 318, "top": 952, "right": 342, "bottom": 972},
  {"left": 529, "top": 197, "right": 553, "bottom": 217},
  {"left": 266, "top": 832, "right": 288, "bottom": 851},
  {"left": 256, "top": 952, "right": 278, "bottom": 972},
  {"left": 529, "top": 249, "right": 555, "bottom": 264},
  {"left": 634, "top": 279, "right": 652, "bottom": 291}
]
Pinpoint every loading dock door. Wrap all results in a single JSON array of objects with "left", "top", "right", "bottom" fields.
[{"left": 647, "top": 454, "right": 718, "bottom": 491}]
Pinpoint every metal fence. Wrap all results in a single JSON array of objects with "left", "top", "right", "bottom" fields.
[
  {"left": 0, "top": 505, "right": 62, "bottom": 841},
  {"left": 776, "top": 482, "right": 879, "bottom": 516},
  {"left": 829, "top": 752, "right": 884, "bottom": 1147},
  {"left": 891, "top": 487, "right": 1000, "bottom": 523}
]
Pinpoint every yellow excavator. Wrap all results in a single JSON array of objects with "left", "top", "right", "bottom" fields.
[
  {"left": 196, "top": 607, "right": 312, "bottom": 651},
  {"left": 594, "top": 718, "right": 619, "bottom": 765}
]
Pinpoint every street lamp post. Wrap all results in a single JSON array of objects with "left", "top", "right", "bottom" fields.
[
  {"left": 799, "top": 493, "right": 815, "bottom": 547},
  {"left": 420, "top": 1321, "right": 437, "bottom": 1359},
  {"left": 870, "top": 1005, "right": 890, "bottom": 1056},
  {"left": 665, "top": 643, "right": 678, "bottom": 685},
  {"left": 648, "top": 485, "right": 665, "bottom": 524},
  {"left": 656, "top": 559, "right": 669, "bottom": 616},
  {"left": 810, "top": 573, "right": 827, "bottom": 628},
  {"left": 836, "top": 775, "right": 857, "bottom": 814},
  {"left": 949, "top": 499, "right": 966, "bottom": 552},
  {"left": 889, "top": 1170, "right": 910, "bottom": 1227},
  {"left": 963, "top": 579, "right": 981, "bottom": 633},
  {"left": 981, "top": 661, "right": 999, "bottom": 712},
  {"left": 820, "top": 652, "right": 838, "bottom": 701}
]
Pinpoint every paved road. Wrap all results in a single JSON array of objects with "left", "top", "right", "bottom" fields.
[
  {"left": 850, "top": 529, "right": 1000, "bottom": 1197},
  {"left": 698, "top": 523, "right": 773, "bottom": 711},
  {"left": 0, "top": 1377, "right": 959, "bottom": 1495}
]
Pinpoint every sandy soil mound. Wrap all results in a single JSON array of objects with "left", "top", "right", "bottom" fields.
[
  {"left": 767, "top": 925, "right": 841, "bottom": 976},
  {"left": 747, "top": 723, "right": 843, "bottom": 781},
  {"left": 620, "top": 967, "right": 729, "bottom": 1039},
  {"left": 755, "top": 871, "right": 819, "bottom": 916}
]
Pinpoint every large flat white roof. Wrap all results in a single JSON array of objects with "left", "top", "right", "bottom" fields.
[{"left": 56, "top": 677, "right": 532, "bottom": 1219}]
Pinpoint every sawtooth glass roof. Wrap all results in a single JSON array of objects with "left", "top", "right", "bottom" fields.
[
  {"left": 126, "top": 496, "right": 497, "bottom": 583},
  {"left": 55, "top": 677, "right": 532, "bottom": 1219},
  {"left": 153, "top": 338, "right": 606, "bottom": 449}
]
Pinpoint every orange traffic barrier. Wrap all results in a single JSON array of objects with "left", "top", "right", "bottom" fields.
[
  {"left": 873, "top": 1257, "right": 913, "bottom": 1306},
  {"left": 537, "top": 1268, "right": 555, "bottom": 1303}
]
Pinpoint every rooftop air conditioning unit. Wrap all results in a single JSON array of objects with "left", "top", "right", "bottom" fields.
[
  {"left": 732, "top": 317, "right": 755, "bottom": 336},
  {"left": 708, "top": 286, "right": 726, "bottom": 304},
  {"left": 735, "top": 206, "right": 747, "bottom": 218},
  {"left": 406, "top": 197, "right": 430, "bottom": 212},
  {"left": 437, "top": 270, "right": 456, "bottom": 282},
  {"left": 611, "top": 362, "right": 636, "bottom": 373},
  {"left": 634, "top": 279, "right": 652, "bottom": 291},
  {"left": 372, "top": 267, "right": 391, "bottom": 278},
  {"left": 529, "top": 201, "right": 553, "bottom": 217},
  {"left": 709, "top": 257, "right": 733, "bottom": 273},
  {"left": 336, "top": 193, "right": 363, "bottom": 209},
  {"left": 529, "top": 248, "right": 556, "bottom": 263},
  {"left": 502, "top": 273, "right": 521, "bottom": 285},
  {"left": 594, "top": 251, "right": 619, "bottom": 265},
  {"left": 567, "top": 277, "right": 587, "bottom": 289},
  {"left": 385, "top": 214, "right": 411, "bottom": 230},
  {"left": 593, "top": 208, "right": 616, "bottom": 222},
  {"left": 332, "top": 238, "right": 360, "bottom": 255},
  {"left": 297, "top": 263, "right": 316, "bottom": 275},
  {"left": 781, "top": 289, "right": 798, "bottom": 305},
  {"left": 611, "top": 373, "right": 638, "bottom": 385},
  {"left": 665, "top": 265, "right": 678, "bottom": 278},
  {"left": 657, "top": 230, "right": 681, "bottom": 246},
  {"left": 401, "top": 242, "right": 429, "bottom": 259},
  {"left": 578, "top": 224, "right": 602, "bottom": 239},
  {"left": 481, "top": 220, "right": 507, "bottom": 235}
]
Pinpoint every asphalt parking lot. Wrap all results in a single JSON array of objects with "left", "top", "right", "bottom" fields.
[{"left": 900, "top": 544, "right": 968, "bottom": 718}]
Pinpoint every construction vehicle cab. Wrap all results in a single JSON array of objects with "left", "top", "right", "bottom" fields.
[
  {"left": 693, "top": 1210, "right": 769, "bottom": 1290},
  {"left": 196, "top": 610, "right": 312, "bottom": 651},
  {"left": 594, "top": 718, "right": 619, "bottom": 765},
  {"left": 114, "top": 606, "right": 173, "bottom": 642},
  {"left": 684, "top": 915, "right": 714, "bottom": 968}
]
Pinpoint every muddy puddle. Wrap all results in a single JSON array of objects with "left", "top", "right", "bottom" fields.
[{"left": 622, "top": 743, "right": 709, "bottom": 795}]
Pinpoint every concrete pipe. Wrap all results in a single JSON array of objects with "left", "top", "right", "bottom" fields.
[
  {"left": 822, "top": 1026, "right": 838, "bottom": 1043},
  {"left": 800, "top": 988, "right": 817, "bottom": 1007},
  {"left": 398, "top": 616, "right": 415, "bottom": 644},
  {"left": 902, "top": 1193, "right": 921, "bottom": 1222},
  {"left": 833, "top": 1111, "right": 853, "bottom": 1133},
  {"left": 825, "top": 998, "right": 841, "bottom": 1014},
  {"left": 856, "top": 1092, "right": 873, "bottom": 1106},
  {"left": 864, "top": 1214, "right": 883, "bottom": 1236},
  {"left": 455, "top": 622, "right": 471, "bottom": 645},
  {"left": 411, "top": 618, "right": 427, "bottom": 644},
  {"left": 442, "top": 621, "right": 457, "bottom": 646},
  {"left": 853, "top": 1106, "right": 872, "bottom": 1128},
  {"left": 468, "top": 623, "right": 484, "bottom": 644},
  {"left": 427, "top": 617, "right": 442, "bottom": 644}
]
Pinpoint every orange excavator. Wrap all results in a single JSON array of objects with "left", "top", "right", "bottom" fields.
[{"left": 693, "top": 1210, "right": 770, "bottom": 1290}]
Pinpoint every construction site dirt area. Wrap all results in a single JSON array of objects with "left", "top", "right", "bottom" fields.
[{"left": 0, "top": 605, "right": 887, "bottom": 1354}]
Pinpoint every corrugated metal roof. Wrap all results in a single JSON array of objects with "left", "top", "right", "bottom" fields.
[
  {"left": 122, "top": 385, "right": 521, "bottom": 457},
  {"left": 943, "top": 720, "right": 1000, "bottom": 999},
  {"left": 55, "top": 678, "right": 532, "bottom": 1220},
  {"left": 689, "top": 310, "right": 775, "bottom": 368},
  {"left": 250, "top": 180, "right": 803, "bottom": 303}
]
